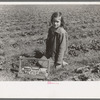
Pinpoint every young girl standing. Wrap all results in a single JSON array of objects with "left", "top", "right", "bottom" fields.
[{"left": 45, "top": 12, "right": 68, "bottom": 69}]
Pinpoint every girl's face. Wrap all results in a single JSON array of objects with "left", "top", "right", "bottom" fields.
[{"left": 52, "top": 17, "right": 61, "bottom": 29}]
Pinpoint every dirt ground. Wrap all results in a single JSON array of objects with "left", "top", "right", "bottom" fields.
[{"left": 0, "top": 5, "right": 100, "bottom": 81}]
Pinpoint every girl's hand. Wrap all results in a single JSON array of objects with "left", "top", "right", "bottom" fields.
[{"left": 55, "top": 63, "right": 62, "bottom": 70}]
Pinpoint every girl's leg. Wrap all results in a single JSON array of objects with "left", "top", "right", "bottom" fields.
[{"left": 38, "top": 56, "right": 48, "bottom": 68}]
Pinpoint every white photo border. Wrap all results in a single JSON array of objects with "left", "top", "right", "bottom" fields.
[{"left": 0, "top": 2, "right": 100, "bottom": 99}]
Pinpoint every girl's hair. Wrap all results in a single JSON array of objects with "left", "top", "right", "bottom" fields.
[{"left": 50, "top": 12, "right": 65, "bottom": 27}]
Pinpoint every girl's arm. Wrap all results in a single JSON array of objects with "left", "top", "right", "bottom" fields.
[
  {"left": 46, "top": 29, "right": 51, "bottom": 58},
  {"left": 56, "top": 32, "right": 67, "bottom": 67}
]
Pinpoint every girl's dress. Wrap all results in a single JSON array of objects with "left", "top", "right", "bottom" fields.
[{"left": 46, "top": 26, "right": 68, "bottom": 68}]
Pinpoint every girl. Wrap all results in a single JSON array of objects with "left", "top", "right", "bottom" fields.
[{"left": 45, "top": 12, "right": 68, "bottom": 69}]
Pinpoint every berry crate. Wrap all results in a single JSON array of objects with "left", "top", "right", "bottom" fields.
[{"left": 18, "top": 56, "right": 51, "bottom": 80}]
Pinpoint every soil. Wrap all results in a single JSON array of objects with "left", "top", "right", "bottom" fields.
[{"left": 0, "top": 5, "right": 100, "bottom": 81}]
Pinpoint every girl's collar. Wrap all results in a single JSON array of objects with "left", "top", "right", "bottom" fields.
[{"left": 51, "top": 26, "right": 63, "bottom": 33}]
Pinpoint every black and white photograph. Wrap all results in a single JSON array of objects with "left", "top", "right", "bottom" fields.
[
  {"left": 0, "top": 2, "right": 100, "bottom": 82},
  {"left": 0, "top": 2, "right": 100, "bottom": 99}
]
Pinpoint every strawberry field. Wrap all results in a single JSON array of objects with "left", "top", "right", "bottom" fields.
[{"left": 0, "top": 5, "right": 100, "bottom": 81}]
